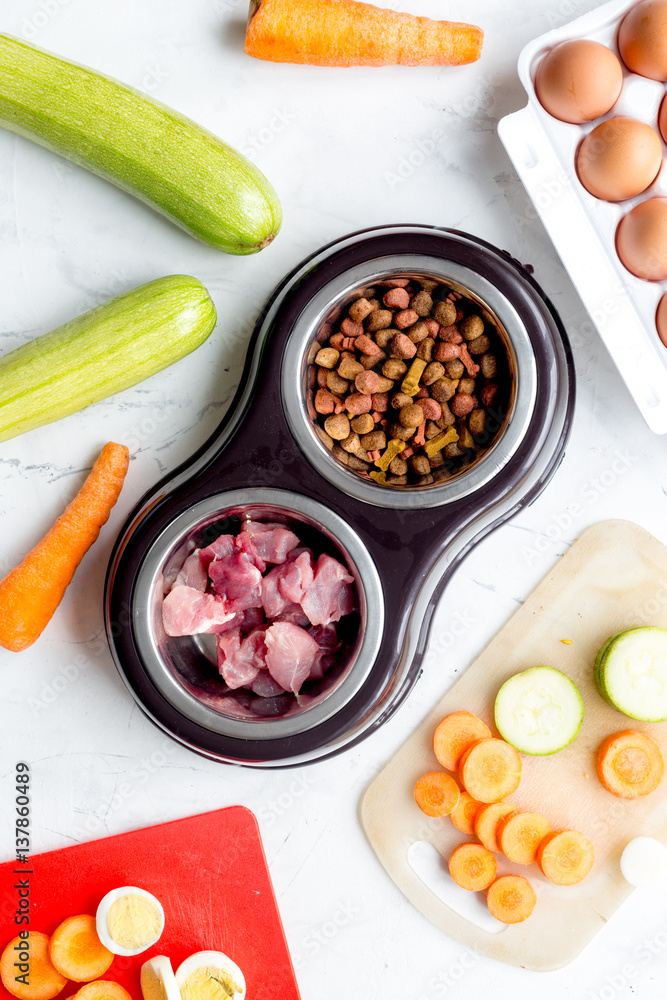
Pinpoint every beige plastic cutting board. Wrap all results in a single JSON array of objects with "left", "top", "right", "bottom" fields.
[{"left": 361, "top": 520, "right": 667, "bottom": 971}]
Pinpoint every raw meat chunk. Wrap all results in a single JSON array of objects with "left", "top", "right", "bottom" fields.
[
  {"left": 235, "top": 531, "right": 267, "bottom": 573},
  {"left": 301, "top": 554, "right": 354, "bottom": 626},
  {"left": 308, "top": 623, "right": 342, "bottom": 679},
  {"left": 251, "top": 670, "right": 288, "bottom": 698},
  {"left": 241, "top": 520, "right": 300, "bottom": 564},
  {"left": 208, "top": 551, "right": 263, "bottom": 614},
  {"left": 265, "top": 622, "right": 320, "bottom": 694},
  {"left": 173, "top": 549, "right": 207, "bottom": 592},
  {"left": 162, "top": 586, "right": 235, "bottom": 636},
  {"left": 261, "top": 550, "right": 315, "bottom": 618},
  {"left": 200, "top": 533, "right": 235, "bottom": 564},
  {"left": 216, "top": 626, "right": 268, "bottom": 689}
]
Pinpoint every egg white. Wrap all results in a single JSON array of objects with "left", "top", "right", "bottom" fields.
[
  {"left": 620, "top": 837, "right": 667, "bottom": 888},
  {"left": 96, "top": 886, "right": 165, "bottom": 956},
  {"left": 175, "top": 951, "right": 245, "bottom": 1000},
  {"left": 141, "top": 955, "right": 182, "bottom": 1000}
]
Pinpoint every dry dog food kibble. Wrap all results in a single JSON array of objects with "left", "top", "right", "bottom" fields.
[{"left": 307, "top": 275, "right": 510, "bottom": 487}]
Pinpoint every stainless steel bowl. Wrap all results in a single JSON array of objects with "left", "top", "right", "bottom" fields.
[
  {"left": 131, "top": 490, "right": 383, "bottom": 741},
  {"left": 282, "top": 255, "right": 536, "bottom": 508}
]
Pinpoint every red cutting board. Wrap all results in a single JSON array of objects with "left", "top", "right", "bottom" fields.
[{"left": 0, "top": 806, "right": 300, "bottom": 1000}]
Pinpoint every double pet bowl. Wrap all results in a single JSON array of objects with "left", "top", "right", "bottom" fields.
[{"left": 105, "top": 225, "right": 574, "bottom": 767}]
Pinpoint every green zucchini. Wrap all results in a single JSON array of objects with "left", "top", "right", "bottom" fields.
[
  {"left": 494, "top": 666, "right": 584, "bottom": 755},
  {"left": 0, "top": 35, "right": 282, "bottom": 255},
  {"left": 0, "top": 275, "right": 217, "bottom": 443},
  {"left": 594, "top": 626, "right": 667, "bottom": 722}
]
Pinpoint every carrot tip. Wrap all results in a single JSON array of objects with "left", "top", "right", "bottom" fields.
[{"left": 0, "top": 442, "right": 129, "bottom": 652}]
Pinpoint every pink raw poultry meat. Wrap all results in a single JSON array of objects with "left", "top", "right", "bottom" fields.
[
  {"left": 216, "top": 626, "right": 268, "bottom": 689},
  {"left": 213, "top": 605, "right": 266, "bottom": 636},
  {"left": 260, "top": 564, "right": 290, "bottom": 619},
  {"left": 162, "top": 586, "right": 236, "bottom": 636},
  {"left": 200, "top": 533, "right": 235, "bottom": 564},
  {"left": 301, "top": 554, "right": 354, "bottom": 626},
  {"left": 280, "top": 551, "right": 315, "bottom": 603},
  {"left": 307, "top": 623, "right": 342, "bottom": 679},
  {"left": 251, "top": 670, "right": 288, "bottom": 698},
  {"left": 234, "top": 531, "right": 266, "bottom": 573},
  {"left": 208, "top": 551, "right": 263, "bottom": 614},
  {"left": 261, "top": 550, "right": 315, "bottom": 618},
  {"left": 173, "top": 549, "right": 208, "bottom": 592},
  {"left": 264, "top": 621, "right": 320, "bottom": 693},
  {"left": 274, "top": 604, "right": 311, "bottom": 627},
  {"left": 241, "top": 520, "right": 300, "bottom": 564}
]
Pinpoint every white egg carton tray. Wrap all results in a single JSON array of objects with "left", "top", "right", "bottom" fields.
[{"left": 498, "top": 0, "right": 667, "bottom": 434}]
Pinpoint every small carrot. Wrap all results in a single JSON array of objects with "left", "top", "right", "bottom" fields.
[
  {"left": 596, "top": 730, "right": 665, "bottom": 799},
  {"left": 487, "top": 875, "right": 536, "bottom": 924},
  {"left": 49, "top": 915, "right": 113, "bottom": 982},
  {"left": 537, "top": 829, "right": 595, "bottom": 886},
  {"left": 449, "top": 842, "right": 497, "bottom": 891},
  {"left": 459, "top": 738, "right": 522, "bottom": 803},
  {"left": 1, "top": 932, "right": 67, "bottom": 1000},
  {"left": 433, "top": 711, "right": 492, "bottom": 771},
  {"left": 414, "top": 771, "right": 460, "bottom": 817},
  {"left": 245, "top": 0, "right": 484, "bottom": 68},
  {"left": 450, "top": 790, "right": 483, "bottom": 835},
  {"left": 0, "top": 442, "right": 129, "bottom": 652},
  {"left": 474, "top": 801, "right": 518, "bottom": 853},
  {"left": 498, "top": 811, "right": 551, "bottom": 865},
  {"left": 71, "top": 983, "right": 131, "bottom": 1000}
]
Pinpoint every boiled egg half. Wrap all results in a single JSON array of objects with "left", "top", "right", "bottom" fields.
[
  {"left": 96, "top": 886, "right": 165, "bottom": 956},
  {"left": 141, "top": 955, "right": 182, "bottom": 1000},
  {"left": 175, "top": 951, "right": 246, "bottom": 1000}
]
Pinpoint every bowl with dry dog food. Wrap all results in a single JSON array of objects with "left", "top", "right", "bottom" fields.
[
  {"left": 300, "top": 272, "right": 513, "bottom": 492},
  {"left": 105, "top": 225, "right": 574, "bottom": 766}
]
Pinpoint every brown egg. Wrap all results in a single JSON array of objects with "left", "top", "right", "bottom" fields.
[
  {"left": 659, "top": 94, "right": 667, "bottom": 143},
  {"left": 535, "top": 40, "right": 624, "bottom": 124},
  {"left": 617, "top": 198, "right": 667, "bottom": 280},
  {"left": 656, "top": 293, "right": 667, "bottom": 347},
  {"left": 576, "top": 117, "right": 662, "bottom": 201},
  {"left": 618, "top": 0, "right": 667, "bottom": 81}
]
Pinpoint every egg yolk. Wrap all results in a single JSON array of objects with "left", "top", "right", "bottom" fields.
[
  {"left": 180, "top": 967, "right": 241, "bottom": 1000},
  {"left": 140, "top": 964, "right": 168, "bottom": 1000},
  {"left": 107, "top": 894, "right": 162, "bottom": 950}
]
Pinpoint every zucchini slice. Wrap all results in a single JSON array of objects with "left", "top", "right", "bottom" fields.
[
  {"left": 594, "top": 626, "right": 667, "bottom": 722},
  {"left": 494, "top": 666, "right": 584, "bottom": 755}
]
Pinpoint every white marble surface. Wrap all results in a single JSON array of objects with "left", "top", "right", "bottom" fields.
[{"left": 1, "top": 0, "right": 667, "bottom": 997}]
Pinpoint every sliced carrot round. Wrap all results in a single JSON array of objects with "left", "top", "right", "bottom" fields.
[
  {"left": 450, "top": 790, "right": 483, "bottom": 834},
  {"left": 474, "top": 802, "right": 518, "bottom": 853},
  {"left": 1, "top": 932, "right": 67, "bottom": 1000},
  {"left": 433, "top": 711, "right": 492, "bottom": 771},
  {"left": 49, "top": 914, "right": 113, "bottom": 982},
  {"left": 487, "top": 875, "right": 536, "bottom": 924},
  {"left": 537, "top": 829, "right": 595, "bottom": 886},
  {"left": 498, "top": 811, "right": 551, "bottom": 865},
  {"left": 596, "top": 730, "right": 664, "bottom": 798},
  {"left": 70, "top": 982, "right": 131, "bottom": 1000},
  {"left": 459, "top": 738, "right": 522, "bottom": 803},
  {"left": 449, "top": 842, "right": 497, "bottom": 891},
  {"left": 414, "top": 771, "right": 460, "bottom": 817}
]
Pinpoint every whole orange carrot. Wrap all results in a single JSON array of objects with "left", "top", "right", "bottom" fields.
[
  {"left": 244, "top": 0, "right": 484, "bottom": 67},
  {"left": 0, "top": 442, "right": 129, "bottom": 652}
]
